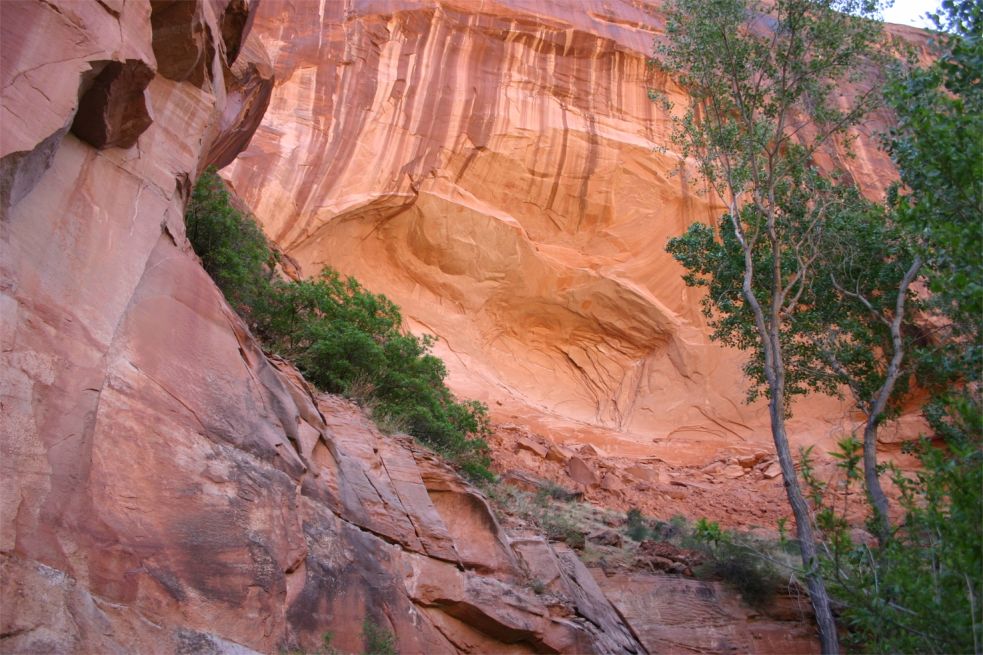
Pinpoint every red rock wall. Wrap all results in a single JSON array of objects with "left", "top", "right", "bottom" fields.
[
  {"left": 595, "top": 570, "right": 818, "bottom": 655},
  {"left": 226, "top": 0, "right": 929, "bottom": 468},
  {"left": 1, "top": 2, "right": 642, "bottom": 653}
]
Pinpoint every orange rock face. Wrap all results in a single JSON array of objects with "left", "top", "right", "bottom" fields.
[
  {"left": 1, "top": 2, "right": 643, "bottom": 652},
  {"left": 226, "top": 0, "right": 929, "bottom": 477}
]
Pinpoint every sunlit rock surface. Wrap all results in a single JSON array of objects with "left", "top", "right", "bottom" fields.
[{"left": 226, "top": 0, "right": 929, "bottom": 473}]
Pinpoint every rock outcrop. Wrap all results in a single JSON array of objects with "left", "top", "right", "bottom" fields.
[
  {"left": 595, "top": 570, "right": 818, "bottom": 654},
  {"left": 225, "top": 0, "right": 930, "bottom": 471},
  {"left": 1, "top": 1, "right": 643, "bottom": 652},
  {"left": 486, "top": 423, "right": 903, "bottom": 529}
]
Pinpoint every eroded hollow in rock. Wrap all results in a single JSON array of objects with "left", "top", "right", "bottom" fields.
[
  {"left": 70, "top": 59, "right": 154, "bottom": 150},
  {"left": 150, "top": 0, "right": 214, "bottom": 86},
  {"left": 220, "top": 0, "right": 251, "bottom": 65}
]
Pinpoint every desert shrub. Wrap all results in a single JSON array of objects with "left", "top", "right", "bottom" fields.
[
  {"left": 362, "top": 619, "right": 397, "bottom": 655},
  {"left": 535, "top": 480, "right": 577, "bottom": 503},
  {"left": 650, "top": 515, "right": 689, "bottom": 542},
  {"left": 625, "top": 507, "right": 650, "bottom": 541},
  {"left": 184, "top": 169, "right": 275, "bottom": 314},
  {"left": 318, "top": 632, "right": 341, "bottom": 655},
  {"left": 696, "top": 547, "right": 777, "bottom": 609},
  {"left": 528, "top": 578, "right": 546, "bottom": 595},
  {"left": 541, "top": 511, "right": 586, "bottom": 549},
  {"left": 185, "top": 168, "right": 492, "bottom": 480},
  {"left": 690, "top": 518, "right": 780, "bottom": 609}
]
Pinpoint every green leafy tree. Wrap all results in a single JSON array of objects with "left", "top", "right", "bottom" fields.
[
  {"left": 801, "top": 418, "right": 981, "bottom": 653},
  {"left": 788, "top": 3, "right": 982, "bottom": 650},
  {"left": 797, "top": 5, "right": 982, "bottom": 649},
  {"left": 656, "top": 1, "right": 890, "bottom": 650},
  {"left": 884, "top": 0, "right": 982, "bottom": 454},
  {"left": 886, "top": 0, "right": 982, "bottom": 336},
  {"left": 668, "top": 193, "right": 925, "bottom": 547},
  {"left": 809, "top": 199, "right": 923, "bottom": 543}
]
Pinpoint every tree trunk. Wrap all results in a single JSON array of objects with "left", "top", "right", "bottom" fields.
[
  {"left": 856, "top": 255, "right": 921, "bottom": 546},
  {"left": 862, "top": 417, "right": 891, "bottom": 544},
  {"left": 732, "top": 206, "right": 841, "bottom": 654},
  {"left": 769, "top": 393, "right": 841, "bottom": 654}
]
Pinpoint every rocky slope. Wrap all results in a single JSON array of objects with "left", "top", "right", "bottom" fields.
[
  {"left": 225, "top": 0, "right": 930, "bottom": 482},
  {"left": 1, "top": 1, "right": 644, "bottom": 653}
]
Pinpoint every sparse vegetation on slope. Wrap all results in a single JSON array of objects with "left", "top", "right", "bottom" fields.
[
  {"left": 185, "top": 168, "right": 492, "bottom": 480},
  {"left": 486, "top": 482, "right": 801, "bottom": 612}
]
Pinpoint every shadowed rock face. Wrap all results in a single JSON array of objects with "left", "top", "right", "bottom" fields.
[
  {"left": 0, "top": 1, "right": 642, "bottom": 653},
  {"left": 203, "top": 36, "right": 275, "bottom": 169},
  {"left": 149, "top": 0, "right": 216, "bottom": 86},
  {"left": 71, "top": 60, "right": 155, "bottom": 149},
  {"left": 226, "top": 0, "right": 931, "bottom": 467}
]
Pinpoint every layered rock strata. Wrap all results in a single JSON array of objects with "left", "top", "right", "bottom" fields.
[
  {"left": 226, "top": 0, "right": 929, "bottom": 469},
  {"left": 595, "top": 570, "right": 818, "bottom": 654},
  {"left": 1, "top": 1, "right": 641, "bottom": 652}
]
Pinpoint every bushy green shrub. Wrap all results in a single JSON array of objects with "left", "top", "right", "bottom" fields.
[
  {"left": 184, "top": 169, "right": 275, "bottom": 314},
  {"left": 362, "top": 618, "right": 397, "bottom": 655},
  {"left": 185, "top": 168, "right": 492, "bottom": 480},
  {"left": 803, "top": 401, "right": 982, "bottom": 654},
  {"left": 625, "top": 507, "right": 650, "bottom": 542},
  {"left": 690, "top": 518, "right": 780, "bottom": 610}
]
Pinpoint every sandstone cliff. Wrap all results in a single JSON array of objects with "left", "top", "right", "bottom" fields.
[
  {"left": 225, "top": 0, "right": 929, "bottom": 475},
  {"left": 2, "top": 1, "right": 930, "bottom": 652},
  {"left": 1, "top": 1, "right": 643, "bottom": 652}
]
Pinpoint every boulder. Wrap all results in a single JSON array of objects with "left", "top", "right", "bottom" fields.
[
  {"left": 516, "top": 437, "right": 548, "bottom": 458},
  {"left": 587, "top": 529, "right": 623, "bottom": 548},
  {"left": 567, "top": 457, "right": 599, "bottom": 487},
  {"left": 71, "top": 59, "right": 154, "bottom": 149},
  {"left": 546, "top": 444, "right": 574, "bottom": 464},
  {"left": 600, "top": 473, "right": 625, "bottom": 493},
  {"left": 763, "top": 463, "right": 783, "bottom": 479}
]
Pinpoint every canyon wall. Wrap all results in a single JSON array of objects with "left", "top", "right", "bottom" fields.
[
  {"left": 0, "top": 1, "right": 928, "bottom": 651},
  {"left": 0, "top": 2, "right": 643, "bottom": 652},
  {"left": 226, "top": 0, "right": 927, "bottom": 470}
]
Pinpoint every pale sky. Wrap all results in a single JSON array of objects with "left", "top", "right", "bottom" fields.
[{"left": 882, "top": 0, "right": 942, "bottom": 28}]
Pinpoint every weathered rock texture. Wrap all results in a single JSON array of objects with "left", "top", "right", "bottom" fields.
[
  {"left": 595, "top": 570, "right": 819, "bottom": 654},
  {"left": 1, "top": 1, "right": 643, "bottom": 653},
  {"left": 226, "top": 0, "right": 930, "bottom": 471}
]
